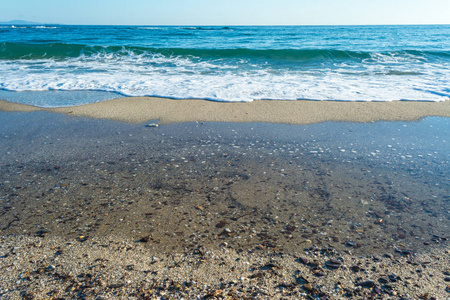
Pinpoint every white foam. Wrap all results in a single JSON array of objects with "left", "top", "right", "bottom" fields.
[
  {"left": 0, "top": 51, "right": 449, "bottom": 107},
  {"left": 34, "top": 26, "right": 58, "bottom": 29}
]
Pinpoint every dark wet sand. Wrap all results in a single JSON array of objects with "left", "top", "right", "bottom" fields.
[{"left": 0, "top": 111, "right": 449, "bottom": 298}]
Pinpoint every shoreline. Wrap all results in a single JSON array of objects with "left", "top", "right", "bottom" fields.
[{"left": 0, "top": 97, "right": 449, "bottom": 124}]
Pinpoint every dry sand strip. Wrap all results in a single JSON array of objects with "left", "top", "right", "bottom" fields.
[
  {"left": 0, "top": 235, "right": 449, "bottom": 299},
  {"left": 1, "top": 97, "right": 449, "bottom": 124}
]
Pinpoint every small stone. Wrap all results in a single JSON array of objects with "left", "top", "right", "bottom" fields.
[
  {"left": 325, "top": 260, "right": 341, "bottom": 269},
  {"left": 78, "top": 236, "right": 89, "bottom": 242},
  {"left": 383, "top": 253, "right": 393, "bottom": 259},
  {"left": 215, "top": 220, "right": 228, "bottom": 228},
  {"left": 444, "top": 277, "right": 450, "bottom": 282},
  {"left": 36, "top": 229, "right": 50, "bottom": 237},
  {"left": 388, "top": 274, "right": 400, "bottom": 282},
  {"left": 285, "top": 225, "right": 296, "bottom": 232},
  {"left": 303, "top": 283, "right": 313, "bottom": 291},
  {"left": 138, "top": 236, "right": 151, "bottom": 243},
  {"left": 296, "top": 275, "right": 309, "bottom": 284},
  {"left": 356, "top": 280, "right": 375, "bottom": 288},
  {"left": 432, "top": 234, "right": 448, "bottom": 241},
  {"left": 350, "top": 266, "right": 360, "bottom": 272},
  {"left": 346, "top": 241, "right": 357, "bottom": 248},
  {"left": 46, "top": 265, "right": 56, "bottom": 271},
  {"left": 395, "top": 248, "right": 414, "bottom": 256},
  {"left": 145, "top": 123, "right": 159, "bottom": 128},
  {"left": 218, "top": 228, "right": 233, "bottom": 237},
  {"left": 249, "top": 272, "right": 264, "bottom": 279},
  {"left": 313, "top": 271, "right": 325, "bottom": 277},
  {"left": 108, "top": 283, "right": 125, "bottom": 288},
  {"left": 378, "top": 276, "right": 389, "bottom": 284},
  {"left": 297, "top": 257, "right": 308, "bottom": 265},
  {"left": 260, "top": 263, "right": 282, "bottom": 271}
]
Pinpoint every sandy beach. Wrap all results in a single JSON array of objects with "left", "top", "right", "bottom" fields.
[
  {"left": 1, "top": 97, "right": 450, "bottom": 124},
  {"left": 1, "top": 235, "right": 448, "bottom": 299},
  {"left": 2, "top": 8, "right": 450, "bottom": 300},
  {"left": 0, "top": 100, "right": 449, "bottom": 299}
]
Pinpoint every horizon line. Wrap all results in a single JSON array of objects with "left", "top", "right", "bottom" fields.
[{"left": 2, "top": 20, "right": 450, "bottom": 27}]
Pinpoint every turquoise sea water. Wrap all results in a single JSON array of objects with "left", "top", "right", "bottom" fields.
[{"left": 0, "top": 25, "right": 449, "bottom": 107}]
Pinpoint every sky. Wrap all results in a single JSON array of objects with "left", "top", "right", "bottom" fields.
[{"left": 1, "top": 0, "right": 449, "bottom": 26}]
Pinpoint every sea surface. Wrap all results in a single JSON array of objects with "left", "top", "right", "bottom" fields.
[{"left": 0, "top": 25, "right": 449, "bottom": 107}]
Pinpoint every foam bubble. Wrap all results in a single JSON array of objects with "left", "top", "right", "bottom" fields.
[{"left": 0, "top": 50, "right": 449, "bottom": 107}]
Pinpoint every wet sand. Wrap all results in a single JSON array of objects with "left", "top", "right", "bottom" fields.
[
  {"left": 0, "top": 110, "right": 449, "bottom": 299},
  {"left": 1, "top": 97, "right": 450, "bottom": 124}
]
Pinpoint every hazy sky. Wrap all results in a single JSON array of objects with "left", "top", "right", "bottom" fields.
[{"left": 1, "top": 0, "right": 449, "bottom": 25}]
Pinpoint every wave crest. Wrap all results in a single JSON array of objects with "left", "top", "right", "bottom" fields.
[{"left": 2, "top": 42, "right": 449, "bottom": 62}]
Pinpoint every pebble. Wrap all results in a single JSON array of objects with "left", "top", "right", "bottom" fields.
[
  {"left": 36, "top": 229, "right": 50, "bottom": 237},
  {"left": 378, "top": 276, "right": 389, "bottom": 284},
  {"left": 329, "top": 259, "right": 341, "bottom": 264},
  {"left": 395, "top": 248, "right": 414, "bottom": 256},
  {"left": 297, "top": 257, "right": 308, "bottom": 265},
  {"left": 356, "top": 280, "right": 376, "bottom": 288},
  {"left": 109, "top": 283, "right": 126, "bottom": 288},
  {"left": 46, "top": 265, "right": 56, "bottom": 271},
  {"left": 346, "top": 241, "right": 357, "bottom": 247},
  {"left": 215, "top": 220, "right": 228, "bottom": 228},
  {"left": 138, "top": 236, "right": 151, "bottom": 243},
  {"left": 325, "top": 260, "right": 342, "bottom": 269},
  {"left": 313, "top": 271, "right": 325, "bottom": 277},
  {"left": 389, "top": 273, "right": 400, "bottom": 282}
]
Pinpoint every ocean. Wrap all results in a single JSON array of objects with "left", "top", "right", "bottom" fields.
[{"left": 0, "top": 25, "right": 449, "bottom": 107}]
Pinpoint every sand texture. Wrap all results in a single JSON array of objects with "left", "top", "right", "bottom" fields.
[
  {"left": 1, "top": 235, "right": 449, "bottom": 299},
  {"left": 0, "top": 110, "right": 449, "bottom": 299},
  {"left": 1, "top": 97, "right": 450, "bottom": 124}
]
